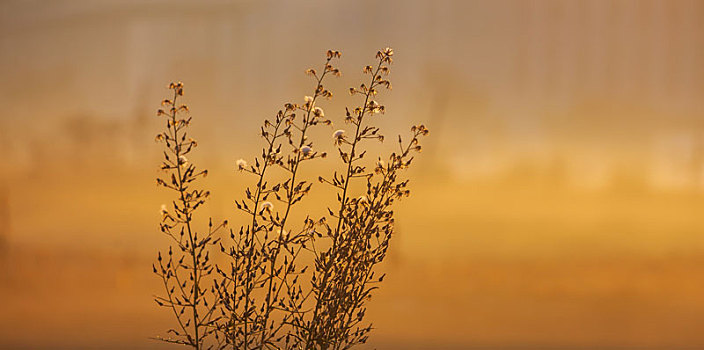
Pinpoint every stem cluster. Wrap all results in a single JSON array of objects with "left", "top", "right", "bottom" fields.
[{"left": 153, "top": 49, "right": 428, "bottom": 350}]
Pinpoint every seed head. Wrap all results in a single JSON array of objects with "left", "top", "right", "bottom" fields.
[
  {"left": 261, "top": 201, "right": 274, "bottom": 211},
  {"left": 369, "top": 100, "right": 381, "bottom": 114},
  {"left": 333, "top": 129, "right": 345, "bottom": 145},
  {"left": 236, "top": 159, "right": 248, "bottom": 171}
]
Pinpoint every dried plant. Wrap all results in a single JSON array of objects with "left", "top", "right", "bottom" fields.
[
  {"left": 153, "top": 82, "right": 226, "bottom": 349},
  {"left": 216, "top": 50, "right": 340, "bottom": 350},
  {"left": 153, "top": 48, "right": 427, "bottom": 350},
  {"left": 298, "top": 48, "right": 427, "bottom": 350}
]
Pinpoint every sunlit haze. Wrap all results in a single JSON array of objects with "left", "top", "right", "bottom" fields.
[{"left": 1, "top": 0, "right": 703, "bottom": 349}]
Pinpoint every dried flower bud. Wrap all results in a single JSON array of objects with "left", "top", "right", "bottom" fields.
[
  {"left": 368, "top": 100, "right": 382, "bottom": 114},
  {"left": 236, "top": 159, "right": 247, "bottom": 171},
  {"left": 261, "top": 201, "right": 274, "bottom": 211}
]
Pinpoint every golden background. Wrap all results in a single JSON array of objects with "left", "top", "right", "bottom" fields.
[{"left": 1, "top": 0, "right": 703, "bottom": 349}]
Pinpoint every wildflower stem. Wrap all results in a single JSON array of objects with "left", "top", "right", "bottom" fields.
[
  {"left": 178, "top": 111, "right": 200, "bottom": 348},
  {"left": 242, "top": 116, "right": 284, "bottom": 350},
  {"left": 258, "top": 56, "right": 334, "bottom": 349},
  {"left": 168, "top": 89, "right": 201, "bottom": 350},
  {"left": 306, "top": 57, "right": 384, "bottom": 349}
]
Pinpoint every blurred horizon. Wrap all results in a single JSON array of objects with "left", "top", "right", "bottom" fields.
[{"left": 1, "top": 0, "right": 704, "bottom": 349}]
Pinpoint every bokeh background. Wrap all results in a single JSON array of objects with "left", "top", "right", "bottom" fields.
[{"left": 1, "top": 0, "right": 704, "bottom": 349}]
